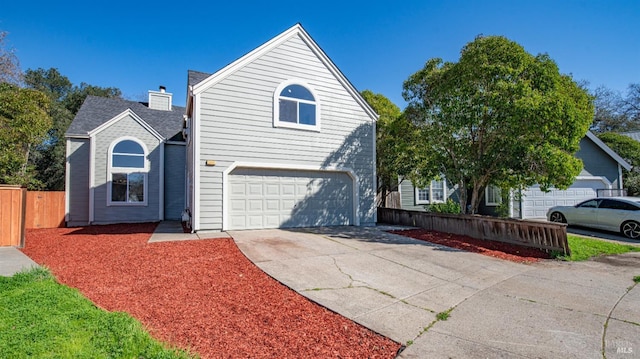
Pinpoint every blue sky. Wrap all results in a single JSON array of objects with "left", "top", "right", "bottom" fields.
[{"left": 1, "top": 0, "right": 638, "bottom": 108}]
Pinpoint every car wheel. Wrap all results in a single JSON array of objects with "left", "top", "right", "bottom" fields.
[
  {"left": 621, "top": 221, "right": 640, "bottom": 240},
  {"left": 549, "top": 212, "right": 566, "bottom": 223}
]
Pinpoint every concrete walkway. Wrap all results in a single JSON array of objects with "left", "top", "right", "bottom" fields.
[
  {"left": 232, "top": 226, "right": 640, "bottom": 359},
  {"left": 0, "top": 247, "right": 39, "bottom": 277},
  {"left": 147, "top": 221, "right": 231, "bottom": 242}
]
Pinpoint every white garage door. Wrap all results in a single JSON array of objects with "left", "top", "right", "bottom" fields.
[
  {"left": 521, "top": 179, "right": 606, "bottom": 218},
  {"left": 228, "top": 168, "right": 353, "bottom": 230}
]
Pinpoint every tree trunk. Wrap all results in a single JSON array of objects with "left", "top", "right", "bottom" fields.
[
  {"left": 469, "top": 181, "right": 486, "bottom": 215},
  {"left": 458, "top": 179, "right": 468, "bottom": 214},
  {"left": 20, "top": 143, "right": 31, "bottom": 178}
]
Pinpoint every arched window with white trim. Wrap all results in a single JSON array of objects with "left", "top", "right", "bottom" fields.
[
  {"left": 273, "top": 81, "right": 320, "bottom": 131},
  {"left": 108, "top": 138, "right": 148, "bottom": 205}
]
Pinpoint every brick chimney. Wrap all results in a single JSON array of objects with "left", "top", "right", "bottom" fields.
[{"left": 148, "top": 85, "right": 172, "bottom": 111}]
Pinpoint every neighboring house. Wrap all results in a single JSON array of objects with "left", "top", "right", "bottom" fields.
[
  {"left": 398, "top": 131, "right": 632, "bottom": 219},
  {"left": 66, "top": 24, "right": 378, "bottom": 231},
  {"left": 622, "top": 131, "right": 640, "bottom": 142},
  {"left": 65, "top": 89, "right": 186, "bottom": 226}
]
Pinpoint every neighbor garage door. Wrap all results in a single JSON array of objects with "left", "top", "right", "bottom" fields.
[
  {"left": 228, "top": 168, "right": 353, "bottom": 230},
  {"left": 521, "top": 178, "right": 607, "bottom": 218}
]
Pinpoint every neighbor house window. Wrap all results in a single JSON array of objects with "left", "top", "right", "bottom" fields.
[
  {"left": 108, "top": 138, "right": 148, "bottom": 205},
  {"left": 273, "top": 81, "right": 320, "bottom": 131},
  {"left": 415, "top": 180, "right": 446, "bottom": 204},
  {"left": 485, "top": 185, "right": 502, "bottom": 206}
]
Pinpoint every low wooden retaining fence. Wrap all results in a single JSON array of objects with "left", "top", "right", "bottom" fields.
[{"left": 378, "top": 208, "right": 570, "bottom": 256}]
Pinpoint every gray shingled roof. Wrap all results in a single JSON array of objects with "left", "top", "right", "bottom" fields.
[
  {"left": 66, "top": 96, "right": 186, "bottom": 141},
  {"left": 188, "top": 70, "right": 211, "bottom": 87}
]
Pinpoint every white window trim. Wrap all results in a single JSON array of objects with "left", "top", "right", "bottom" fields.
[
  {"left": 485, "top": 185, "right": 502, "bottom": 206},
  {"left": 273, "top": 80, "right": 321, "bottom": 132},
  {"left": 415, "top": 179, "right": 446, "bottom": 205},
  {"left": 107, "top": 136, "right": 149, "bottom": 206}
]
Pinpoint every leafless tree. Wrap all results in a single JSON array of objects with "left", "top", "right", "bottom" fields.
[{"left": 0, "top": 31, "right": 23, "bottom": 85}]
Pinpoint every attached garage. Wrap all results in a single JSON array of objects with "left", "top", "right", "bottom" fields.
[
  {"left": 226, "top": 168, "right": 354, "bottom": 230},
  {"left": 520, "top": 178, "right": 608, "bottom": 218}
]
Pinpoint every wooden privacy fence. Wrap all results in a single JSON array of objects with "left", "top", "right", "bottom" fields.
[
  {"left": 0, "top": 185, "right": 27, "bottom": 247},
  {"left": 0, "top": 189, "right": 65, "bottom": 247},
  {"left": 378, "top": 207, "right": 570, "bottom": 255},
  {"left": 26, "top": 191, "right": 65, "bottom": 229}
]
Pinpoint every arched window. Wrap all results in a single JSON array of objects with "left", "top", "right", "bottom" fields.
[
  {"left": 108, "top": 138, "right": 148, "bottom": 205},
  {"left": 273, "top": 81, "right": 320, "bottom": 131}
]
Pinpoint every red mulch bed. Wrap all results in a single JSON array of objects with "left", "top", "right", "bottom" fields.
[
  {"left": 22, "top": 223, "right": 400, "bottom": 358},
  {"left": 388, "top": 229, "right": 552, "bottom": 263}
]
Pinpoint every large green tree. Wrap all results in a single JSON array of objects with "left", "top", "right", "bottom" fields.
[
  {"left": 360, "top": 90, "right": 416, "bottom": 206},
  {"left": 0, "top": 83, "right": 52, "bottom": 187},
  {"left": 24, "top": 68, "right": 74, "bottom": 190},
  {"left": 24, "top": 68, "right": 122, "bottom": 190},
  {"left": 403, "top": 35, "right": 593, "bottom": 214},
  {"left": 598, "top": 132, "right": 640, "bottom": 196}
]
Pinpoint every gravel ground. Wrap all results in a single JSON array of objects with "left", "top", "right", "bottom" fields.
[
  {"left": 23, "top": 223, "right": 401, "bottom": 358},
  {"left": 389, "top": 229, "right": 552, "bottom": 263}
]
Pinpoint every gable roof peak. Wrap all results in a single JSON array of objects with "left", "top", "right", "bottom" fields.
[{"left": 189, "top": 23, "right": 377, "bottom": 120}]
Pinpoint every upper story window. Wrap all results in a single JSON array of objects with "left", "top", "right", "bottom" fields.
[
  {"left": 415, "top": 180, "right": 446, "bottom": 205},
  {"left": 108, "top": 138, "right": 148, "bottom": 206},
  {"left": 273, "top": 81, "right": 320, "bottom": 131}
]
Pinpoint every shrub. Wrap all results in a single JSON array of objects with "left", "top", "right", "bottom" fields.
[{"left": 426, "top": 200, "right": 461, "bottom": 214}]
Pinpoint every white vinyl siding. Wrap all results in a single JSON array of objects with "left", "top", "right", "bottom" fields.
[{"left": 195, "top": 34, "right": 375, "bottom": 230}]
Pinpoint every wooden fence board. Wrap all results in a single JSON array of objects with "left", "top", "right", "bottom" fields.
[
  {"left": 25, "top": 191, "right": 65, "bottom": 229},
  {"left": 0, "top": 185, "right": 26, "bottom": 247},
  {"left": 378, "top": 208, "right": 570, "bottom": 255}
]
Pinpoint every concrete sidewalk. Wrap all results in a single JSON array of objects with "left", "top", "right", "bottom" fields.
[
  {"left": 232, "top": 226, "right": 640, "bottom": 359},
  {"left": 147, "top": 221, "right": 231, "bottom": 242},
  {"left": 0, "top": 247, "right": 39, "bottom": 277}
]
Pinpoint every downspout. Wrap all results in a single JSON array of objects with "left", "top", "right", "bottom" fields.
[
  {"left": 618, "top": 164, "right": 624, "bottom": 195},
  {"left": 192, "top": 91, "right": 201, "bottom": 232}
]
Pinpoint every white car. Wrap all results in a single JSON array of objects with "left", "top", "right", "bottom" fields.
[{"left": 547, "top": 197, "right": 640, "bottom": 240}]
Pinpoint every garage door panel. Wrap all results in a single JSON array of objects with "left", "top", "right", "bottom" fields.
[
  {"left": 265, "top": 184, "right": 279, "bottom": 196},
  {"left": 247, "top": 199, "right": 262, "bottom": 211},
  {"left": 230, "top": 183, "right": 246, "bottom": 195},
  {"left": 230, "top": 200, "right": 245, "bottom": 211},
  {"left": 248, "top": 184, "right": 263, "bottom": 196},
  {"left": 265, "top": 199, "right": 279, "bottom": 211},
  {"left": 282, "top": 184, "right": 296, "bottom": 196},
  {"left": 247, "top": 215, "right": 263, "bottom": 228},
  {"left": 228, "top": 169, "right": 353, "bottom": 230}
]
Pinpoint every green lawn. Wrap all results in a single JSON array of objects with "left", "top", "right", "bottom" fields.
[
  {"left": 0, "top": 267, "right": 195, "bottom": 358},
  {"left": 554, "top": 234, "right": 640, "bottom": 261}
]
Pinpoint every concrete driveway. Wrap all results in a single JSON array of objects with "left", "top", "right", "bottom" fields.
[{"left": 232, "top": 226, "right": 640, "bottom": 359}]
